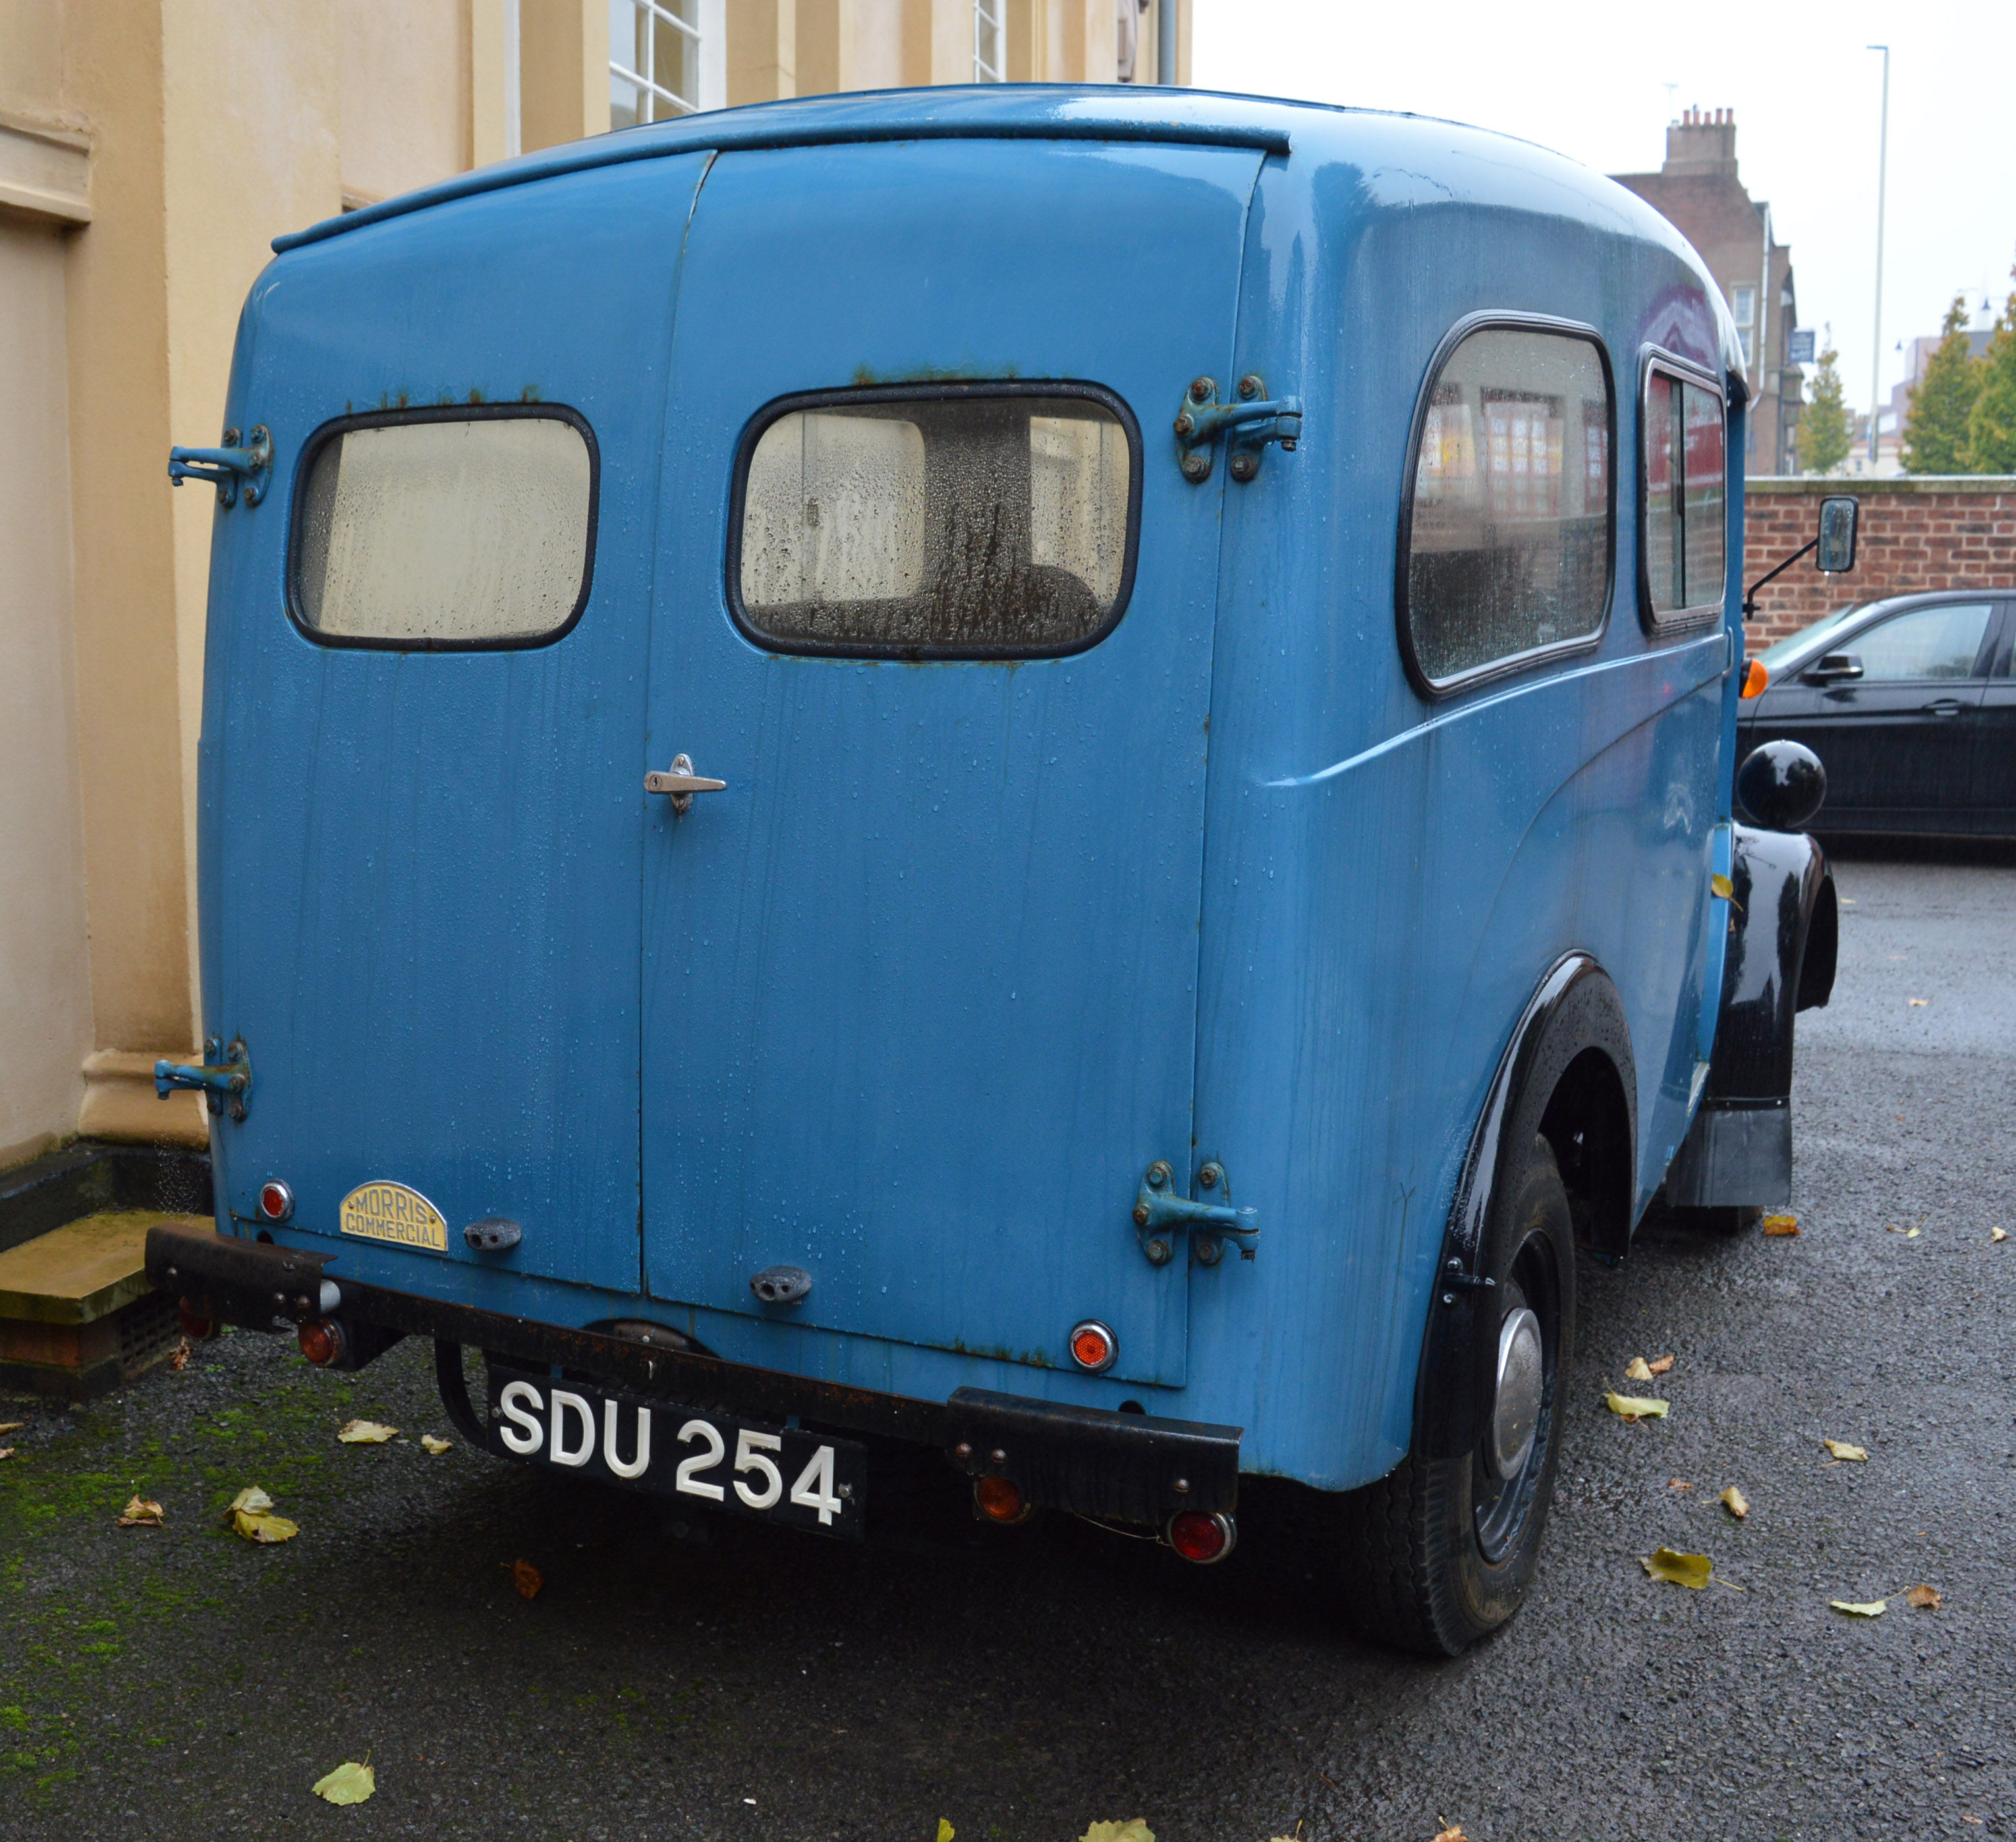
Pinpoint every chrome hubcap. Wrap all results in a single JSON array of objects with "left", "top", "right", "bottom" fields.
[{"left": 1488, "top": 1305, "right": 1544, "bottom": 1481}]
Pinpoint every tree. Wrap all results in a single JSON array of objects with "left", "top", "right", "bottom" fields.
[
  {"left": 1901, "top": 294, "right": 1980, "bottom": 473},
  {"left": 1968, "top": 264, "right": 2016, "bottom": 474},
  {"left": 1799, "top": 337, "right": 1853, "bottom": 476}
]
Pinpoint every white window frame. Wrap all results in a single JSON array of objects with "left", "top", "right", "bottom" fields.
[
  {"left": 974, "top": 0, "right": 1005, "bottom": 82},
  {"left": 610, "top": 0, "right": 725, "bottom": 121}
]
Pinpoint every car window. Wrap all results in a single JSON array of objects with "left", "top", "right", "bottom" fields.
[
  {"left": 1401, "top": 323, "right": 1614, "bottom": 688},
  {"left": 1755, "top": 598, "right": 1892, "bottom": 674},
  {"left": 1641, "top": 364, "right": 1726, "bottom": 625},
  {"left": 733, "top": 387, "right": 1137, "bottom": 659},
  {"left": 1849, "top": 602, "right": 1994, "bottom": 681},
  {"left": 293, "top": 410, "right": 596, "bottom": 649}
]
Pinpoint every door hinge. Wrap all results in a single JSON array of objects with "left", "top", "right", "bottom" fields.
[
  {"left": 155, "top": 1036, "right": 252, "bottom": 1121},
  {"left": 1173, "top": 375, "right": 1302, "bottom": 484},
  {"left": 169, "top": 425, "right": 273, "bottom": 508},
  {"left": 1133, "top": 1160, "right": 1258, "bottom": 1266}
]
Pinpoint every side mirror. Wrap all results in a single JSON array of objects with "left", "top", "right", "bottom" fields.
[
  {"left": 1803, "top": 652, "right": 1864, "bottom": 683},
  {"left": 1816, "top": 495, "right": 1859, "bottom": 574},
  {"left": 1736, "top": 739, "right": 1827, "bottom": 831}
]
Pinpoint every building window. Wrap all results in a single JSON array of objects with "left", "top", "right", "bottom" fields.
[
  {"left": 974, "top": 0, "right": 1004, "bottom": 82},
  {"left": 1640, "top": 359, "right": 1726, "bottom": 627},
  {"left": 611, "top": 0, "right": 701, "bottom": 125},
  {"left": 1731, "top": 285, "right": 1755, "bottom": 327},
  {"left": 1399, "top": 318, "right": 1615, "bottom": 692}
]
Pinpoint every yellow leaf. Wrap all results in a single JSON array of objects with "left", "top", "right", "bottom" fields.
[
  {"left": 1823, "top": 1439, "right": 1868, "bottom": 1462},
  {"left": 1078, "top": 1824, "right": 1155, "bottom": 1842},
  {"left": 0, "top": 1449, "right": 14, "bottom": 1463},
  {"left": 337, "top": 1420, "right": 399, "bottom": 1443},
  {"left": 1830, "top": 1598, "right": 1886, "bottom": 1617},
  {"left": 1905, "top": 1584, "right": 1942, "bottom": 1610},
  {"left": 1992, "top": 1228, "right": 2007, "bottom": 1243},
  {"left": 937, "top": 1823, "right": 955, "bottom": 1842},
  {"left": 1646, "top": 1354, "right": 1675, "bottom": 1375},
  {"left": 0, "top": 1422, "right": 24, "bottom": 1436},
  {"left": 118, "top": 1495, "right": 165, "bottom": 1527},
  {"left": 1640, "top": 1547, "right": 1711, "bottom": 1588},
  {"left": 233, "top": 1509, "right": 299, "bottom": 1544},
  {"left": 1432, "top": 1830, "right": 1469, "bottom": 1842},
  {"left": 223, "top": 1485, "right": 273, "bottom": 1521},
  {"left": 511, "top": 1559, "right": 544, "bottom": 1600},
  {"left": 1624, "top": 1356, "right": 1653, "bottom": 1382},
  {"left": 1710, "top": 872, "right": 1735, "bottom": 902},
  {"left": 1909, "top": 997, "right": 1928, "bottom": 1007},
  {"left": 312, "top": 1761, "right": 376, "bottom": 1805},
  {"left": 420, "top": 1435, "right": 452, "bottom": 1455},
  {"left": 1721, "top": 1486, "right": 1749, "bottom": 1519},
  {"left": 1762, "top": 1214, "right": 1799, "bottom": 1236},
  {"left": 1605, "top": 1392, "right": 1669, "bottom": 1421}
]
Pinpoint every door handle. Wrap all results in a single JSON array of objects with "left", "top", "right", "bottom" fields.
[
  {"left": 645, "top": 752, "right": 727, "bottom": 814},
  {"left": 1920, "top": 699, "right": 1964, "bottom": 717}
]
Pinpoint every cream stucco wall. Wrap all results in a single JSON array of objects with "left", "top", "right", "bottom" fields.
[{"left": 0, "top": 218, "right": 93, "bottom": 1167}]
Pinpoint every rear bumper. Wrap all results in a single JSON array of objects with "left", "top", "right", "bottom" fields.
[{"left": 145, "top": 1221, "right": 1241, "bottom": 1524}]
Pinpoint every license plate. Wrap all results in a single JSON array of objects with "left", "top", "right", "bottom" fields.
[{"left": 484, "top": 1367, "right": 866, "bottom": 1542}]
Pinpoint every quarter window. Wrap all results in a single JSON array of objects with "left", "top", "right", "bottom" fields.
[
  {"left": 1642, "top": 365, "right": 1727, "bottom": 624},
  {"left": 292, "top": 410, "right": 596, "bottom": 649},
  {"left": 1401, "top": 323, "right": 1615, "bottom": 689},
  {"left": 733, "top": 388, "right": 1138, "bottom": 659}
]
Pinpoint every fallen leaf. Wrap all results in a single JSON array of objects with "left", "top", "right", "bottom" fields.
[
  {"left": 420, "top": 1435, "right": 453, "bottom": 1455},
  {"left": 1830, "top": 1598, "right": 1886, "bottom": 1617},
  {"left": 0, "top": 1449, "right": 13, "bottom": 1463},
  {"left": 0, "top": 1422, "right": 24, "bottom": 1436},
  {"left": 1646, "top": 1354, "right": 1676, "bottom": 1376},
  {"left": 169, "top": 1339, "right": 192, "bottom": 1372},
  {"left": 312, "top": 1761, "right": 376, "bottom": 1805},
  {"left": 1823, "top": 1440, "right": 1868, "bottom": 1461},
  {"left": 1721, "top": 1486, "right": 1749, "bottom": 1519},
  {"left": 1909, "top": 998, "right": 1928, "bottom": 1007},
  {"left": 511, "top": 1559, "right": 544, "bottom": 1601},
  {"left": 1905, "top": 1584, "right": 1942, "bottom": 1611},
  {"left": 119, "top": 1495, "right": 165, "bottom": 1526},
  {"left": 1640, "top": 1546, "right": 1712, "bottom": 1589},
  {"left": 1992, "top": 1227, "right": 2008, "bottom": 1242},
  {"left": 233, "top": 1509, "right": 299, "bottom": 1544},
  {"left": 1605, "top": 1392, "right": 1669, "bottom": 1421},
  {"left": 1762, "top": 1214, "right": 1799, "bottom": 1236},
  {"left": 1667, "top": 1478, "right": 1693, "bottom": 1491},
  {"left": 1078, "top": 1824, "right": 1154, "bottom": 1842},
  {"left": 1884, "top": 1223, "right": 1922, "bottom": 1239},
  {"left": 1624, "top": 1356, "right": 1654, "bottom": 1381},
  {"left": 337, "top": 1420, "right": 399, "bottom": 1443},
  {"left": 937, "top": 1822, "right": 955, "bottom": 1842},
  {"left": 1432, "top": 1830, "right": 1469, "bottom": 1842},
  {"left": 223, "top": 1485, "right": 274, "bottom": 1521}
]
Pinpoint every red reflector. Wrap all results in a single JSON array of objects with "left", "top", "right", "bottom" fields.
[
  {"left": 175, "top": 1300, "right": 217, "bottom": 1341},
  {"left": 298, "top": 1319, "right": 344, "bottom": 1367},
  {"left": 974, "top": 1476, "right": 1026, "bottom": 1523},
  {"left": 1068, "top": 1318, "right": 1116, "bottom": 1373},
  {"left": 1167, "top": 1509, "right": 1233, "bottom": 1564},
  {"left": 258, "top": 1181, "right": 293, "bottom": 1221}
]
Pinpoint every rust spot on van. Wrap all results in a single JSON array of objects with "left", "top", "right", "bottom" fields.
[
  {"left": 519, "top": 385, "right": 542, "bottom": 403},
  {"left": 467, "top": 387, "right": 486, "bottom": 405},
  {"left": 847, "top": 363, "right": 1021, "bottom": 387}
]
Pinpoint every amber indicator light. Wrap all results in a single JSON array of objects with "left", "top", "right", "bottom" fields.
[
  {"left": 1740, "top": 659, "right": 1768, "bottom": 699},
  {"left": 974, "top": 1476, "right": 1026, "bottom": 1522},
  {"left": 1068, "top": 1319, "right": 1117, "bottom": 1372},
  {"left": 298, "top": 1320, "right": 343, "bottom": 1367}
]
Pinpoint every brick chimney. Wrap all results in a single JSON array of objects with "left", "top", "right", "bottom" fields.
[{"left": 1663, "top": 105, "right": 1739, "bottom": 177}]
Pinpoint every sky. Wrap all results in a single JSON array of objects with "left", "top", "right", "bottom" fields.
[{"left": 1192, "top": 0, "right": 2015, "bottom": 422}]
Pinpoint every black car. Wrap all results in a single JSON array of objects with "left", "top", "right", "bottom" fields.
[{"left": 1739, "top": 590, "right": 2016, "bottom": 838}]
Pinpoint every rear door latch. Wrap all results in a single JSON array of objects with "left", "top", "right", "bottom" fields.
[
  {"left": 155, "top": 1036, "right": 252, "bottom": 1121},
  {"left": 1134, "top": 1161, "right": 1258, "bottom": 1266},
  {"left": 1173, "top": 376, "right": 1301, "bottom": 484},
  {"left": 169, "top": 426, "right": 273, "bottom": 508}
]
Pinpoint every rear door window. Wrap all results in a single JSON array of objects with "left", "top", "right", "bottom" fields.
[
  {"left": 731, "top": 385, "right": 1138, "bottom": 659},
  {"left": 291, "top": 407, "right": 597, "bottom": 649},
  {"left": 1849, "top": 602, "right": 1994, "bottom": 681},
  {"left": 1641, "top": 361, "right": 1727, "bottom": 626},
  {"left": 1400, "top": 320, "right": 1615, "bottom": 692}
]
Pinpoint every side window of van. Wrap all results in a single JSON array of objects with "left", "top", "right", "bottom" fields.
[
  {"left": 731, "top": 385, "right": 1139, "bottom": 659},
  {"left": 291, "top": 408, "right": 598, "bottom": 650},
  {"left": 1640, "top": 361, "right": 1727, "bottom": 625},
  {"left": 1399, "top": 321, "right": 1615, "bottom": 692}
]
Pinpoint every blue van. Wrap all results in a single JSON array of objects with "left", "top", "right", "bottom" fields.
[{"left": 153, "top": 85, "right": 1840, "bottom": 1655}]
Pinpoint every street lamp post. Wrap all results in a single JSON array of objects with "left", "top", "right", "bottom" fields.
[{"left": 1867, "top": 44, "right": 1889, "bottom": 470}]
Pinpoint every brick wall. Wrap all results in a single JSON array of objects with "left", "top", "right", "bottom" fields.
[{"left": 1743, "top": 477, "right": 2016, "bottom": 644}]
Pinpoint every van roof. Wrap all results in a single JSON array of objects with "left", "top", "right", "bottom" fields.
[{"left": 276, "top": 84, "right": 1508, "bottom": 253}]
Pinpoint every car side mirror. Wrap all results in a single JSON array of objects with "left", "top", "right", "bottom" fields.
[
  {"left": 1735, "top": 739, "right": 1827, "bottom": 831},
  {"left": 1816, "top": 495, "right": 1859, "bottom": 574},
  {"left": 1803, "top": 652, "right": 1863, "bottom": 683}
]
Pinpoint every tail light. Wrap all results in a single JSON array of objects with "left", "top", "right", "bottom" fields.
[
  {"left": 257, "top": 1180, "right": 294, "bottom": 1222},
  {"left": 973, "top": 1476, "right": 1032, "bottom": 1524},
  {"left": 175, "top": 1300, "right": 219, "bottom": 1340},
  {"left": 1167, "top": 1509, "right": 1236, "bottom": 1564},
  {"left": 298, "top": 1319, "right": 348, "bottom": 1367}
]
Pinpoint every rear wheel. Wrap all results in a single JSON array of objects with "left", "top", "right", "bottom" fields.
[{"left": 1337, "top": 1134, "right": 1575, "bottom": 1656}]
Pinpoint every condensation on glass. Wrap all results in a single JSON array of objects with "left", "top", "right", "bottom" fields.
[
  {"left": 294, "top": 415, "right": 594, "bottom": 646},
  {"left": 1405, "top": 327, "right": 1613, "bottom": 685},
  {"left": 1643, "top": 368, "right": 1727, "bottom": 623},
  {"left": 737, "top": 394, "right": 1134, "bottom": 657}
]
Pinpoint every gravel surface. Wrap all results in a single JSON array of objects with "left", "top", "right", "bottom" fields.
[{"left": 3, "top": 851, "right": 2011, "bottom": 1841}]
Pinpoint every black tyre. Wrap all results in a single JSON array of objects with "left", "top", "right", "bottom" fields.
[{"left": 1337, "top": 1133, "right": 1575, "bottom": 1656}]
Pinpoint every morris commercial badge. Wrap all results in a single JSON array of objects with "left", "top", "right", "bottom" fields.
[{"left": 339, "top": 1181, "right": 449, "bottom": 1254}]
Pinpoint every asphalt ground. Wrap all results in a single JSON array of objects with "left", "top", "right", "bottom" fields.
[{"left": 3, "top": 848, "right": 2013, "bottom": 1842}]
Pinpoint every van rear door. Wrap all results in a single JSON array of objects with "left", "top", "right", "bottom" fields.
[{"left": 640, "top": 138, "right": 1262, "bottom": 1386}]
